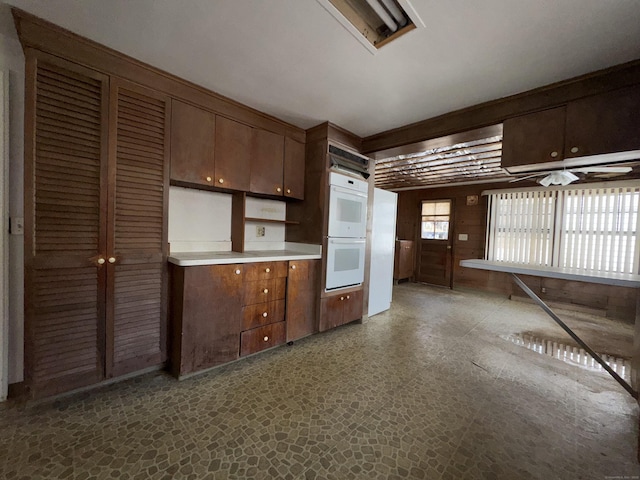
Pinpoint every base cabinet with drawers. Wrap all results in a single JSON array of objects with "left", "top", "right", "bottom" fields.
[
  {"left": 319, "top": 289, "right": 364, "bottom": 332},
  {"left": 170, "top": 259, "right": 319, "bottom": 377}
]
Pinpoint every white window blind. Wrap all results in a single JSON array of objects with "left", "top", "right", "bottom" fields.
[{"left": 485, "top": 182, "right": 640, "bottom": 275}]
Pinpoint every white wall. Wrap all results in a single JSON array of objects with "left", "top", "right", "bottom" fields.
[{"left": 0, "top": 3, "right": 25, "bottom": 387}]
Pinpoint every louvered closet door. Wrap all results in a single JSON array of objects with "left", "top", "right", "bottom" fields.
[
  {"left": 25, "top": 53, "right": 109, "bottom": 398},
  {"left": 106, "top": 78, "right": 169, "bottom": 377}
]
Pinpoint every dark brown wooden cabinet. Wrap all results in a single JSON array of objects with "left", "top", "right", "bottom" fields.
[
  {"left": 394, "top": 240, "right": 414, "bottom": 282},
  {"left": 170, "top": 100, "right": 215, "bottom": 186},
  {"left": 250, "top": 129, "right": 284, "bottom": 196},
  {"left": 170, "top": 264, "right": 243, "bottom": 377},
  {"left": 283, "top": 137, "right": 305, "bottom": 200},
  {"left": 319, "top": 289, "right": 363, "bottom": 332},
  {"left": 285, "top": 260, "right": 320, "bottom": 342},
  {"left": 502, "top": 86, "right": 640, "bottom": 171},
  {"left": 24, "top": 52, "right": 170, "bottom": 398},
  {"left": 214, "top": 116, "right": 252, "bottom": 191}
]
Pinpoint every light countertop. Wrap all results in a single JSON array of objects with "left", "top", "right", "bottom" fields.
[
  {"left": 168, "top": 249, "right": 322, "bottom": 267},
  {"left": 460, "top": 259, "right": 640, "bottom": 287}
]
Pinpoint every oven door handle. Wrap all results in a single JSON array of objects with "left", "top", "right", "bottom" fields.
[
  {"left": 331, "top": 185, "right": 368, "bottom": 198},
  {"left": 328, "top": 239, "right": 366, "bottom": 245}
]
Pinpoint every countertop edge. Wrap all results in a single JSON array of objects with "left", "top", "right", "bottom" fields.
[{"left": 168, "top": 252, "right": 322, "bottom": 267}]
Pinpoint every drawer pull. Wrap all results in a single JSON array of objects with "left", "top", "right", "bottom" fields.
[
  {"left": 340, "top": 296, "right": 344, "bottom": 301},
  {"left": 218, "top": 178, "right": 224, "bottom": 184},
  {"left": 550, "top": 151, "right": 558, "bottom": 158},
  {"left": 262, "top": 312, "right": 268, "bottom": 318},
  {"left": 276, "top": 187, "right": 282, "bottom": 193},
  {"left": 235, "top": 269, "right": 241, "bottom": 275},
  {"left": 286, "top": 189, "right": 291, "bottom": 194},
  {"left": 263, "top": 288, "right": 269, "bottom": 294},
  {"left": 346, "top": 295, "right": 350, "bottom": 300},
  {"left": 263, "top": 336, "right": 269, "bottom": 342},
  {"left": 265, "top": 268, "right": 271, "bottom": 273},
  {"left": 570, "top": 146, "right": 579, "bottom": 154},
  {"left": 291, "top": 264, "right": 296, "bottom": 270},
  {"left": 206, "top": 176, "right": 212, "bottom": 182}
]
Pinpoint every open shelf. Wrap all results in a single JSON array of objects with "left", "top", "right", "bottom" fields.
[{"left": 245, "top": 217, "right": 300, "bottom": 225}]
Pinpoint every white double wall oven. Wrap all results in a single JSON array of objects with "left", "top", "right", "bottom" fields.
[{"left": 325, "top": 172, "right": 368, "bottom": 291}]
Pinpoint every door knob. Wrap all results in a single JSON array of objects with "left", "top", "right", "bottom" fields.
[
  {"left": 262, "top": 312, "right": 268, "bottom": 318},
  {"left": 218, "top": 178, "right": 224, "bottom": 184},
  {"left": 97, "top": 258, "right": 105, "bottom": 265},
  {"left": 108, "top": 257, "right": 116, "bottom": 263},
  {"left": 206, "top": 176, "right": 212, "bottom": 182},
  {"left": 265, "top": 268, "right": 271, "bottom": 273},
  {"left": 235, "top": 269, "right": 241, "bottom": 275},
  {"left": 276, "top": 187, "right": 282, "bottom": 193},
  {"left": 263, "top": 336, "right": 269, "bottom": 342},
  {"left": 263, "top": 288, "right": 269, "bottom": 294},
  {"left": 286, "top": 189, "right": 291, "bottom": 194},
  {"left": 291, "top": 264, "right": 296, "bottom": 270}
]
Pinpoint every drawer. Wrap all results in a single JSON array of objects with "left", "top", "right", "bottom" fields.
[
  {"left": 242, "top": 299, "right": 285, "bottom": 330},
  {"left": 244, "top": 261, "right": 288, "bottom": 281},
  {"left": 243, "top": 277, "right": 286, "bottom": 305},
  {"left": 240, "top": 321, "right": 286, "bottom": 356}
]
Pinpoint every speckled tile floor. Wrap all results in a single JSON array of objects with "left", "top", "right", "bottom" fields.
[{"left": 2, "top": 283, "right": 640, "bottom": 479}]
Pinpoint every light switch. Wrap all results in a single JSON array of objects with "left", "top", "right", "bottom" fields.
[{"left": 458, "top": 233, "right": 468, "bottom": 241}]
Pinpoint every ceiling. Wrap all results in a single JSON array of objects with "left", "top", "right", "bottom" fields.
[{"left": 4, "top": 0, "right": 640, "bottom": 140}]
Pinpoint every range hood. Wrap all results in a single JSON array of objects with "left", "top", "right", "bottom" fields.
[
  {"left": 329, "top": 145, "right": 371, "bottom": 179},
  {"left": 504, "top": 150, "right": 640, "bottom": 174}
]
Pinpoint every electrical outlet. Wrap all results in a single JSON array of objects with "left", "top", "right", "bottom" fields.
[
  {"left": 10, "top": 217, "right": 24, "bottom": 235},
  {"left": 541, "top": 287, "right": 546, "bottom": 294},
  {"left": 256, "top": 225, "right": 265, "bottom": 237}
]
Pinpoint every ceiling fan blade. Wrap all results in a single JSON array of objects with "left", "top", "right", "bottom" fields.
[
  {"left": 572, "top": 166, "right": 633, "bottom": 173},
  {"left": 509, "top": 172, "right": 547, "bottom": 183}
]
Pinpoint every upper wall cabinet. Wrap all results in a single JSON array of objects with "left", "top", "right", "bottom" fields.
[
  {"left": 214, "top": 116, "right": 252, "bottom": 191},
  {"left": 501, "top": 85, "right": 640, "bottom": 171},
  {"left": 250, "top": 128, "right": 285, "bottom": 196},
  {"left": 170, "top": 100, "right": 215, "bottom": 186},
  {"left": 283, "top": 137, "right": 305, "bottom": 200}
]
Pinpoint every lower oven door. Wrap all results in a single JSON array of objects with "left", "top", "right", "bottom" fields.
[{"left": 326, "top": 238, "right": 366, "bottom": 291}]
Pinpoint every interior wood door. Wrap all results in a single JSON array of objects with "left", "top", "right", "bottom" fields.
[
  {"left": 107, "top": 78, "right": 169, "bottom": 378},
  {"left": 24, "top": 52, "right": 109, "bottom": 398},
  {"left": 250, "top": 128, "right": 284, "bottom": 196},
  {"left": 416, "top": 199, "right": 454, "bottom": 288}
]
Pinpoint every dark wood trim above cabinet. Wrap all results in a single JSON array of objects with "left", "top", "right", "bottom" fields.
[
  {"left": 12, "top": 7, "right": 305, "bottom": 143},
  {"left": 362, "top": 58, "right": 640, "bottom": 155},
  {"left": 307, "top": 122, "right": 362, "bottom": 152}
]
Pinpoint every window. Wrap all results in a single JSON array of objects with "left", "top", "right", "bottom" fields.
[
  {"left": 485, "top": 182, "right": 640, "bottom": 275},
  {"left": 421, "top": 200, "right": 450, "bottom": 240}
]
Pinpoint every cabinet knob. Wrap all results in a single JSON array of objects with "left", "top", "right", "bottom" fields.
[
  {"left": 218, "top": 178, "right": 224, "bottom": 184},
  {"left": 291, "top": 264, "right": 296, "bottom": 270},
  {"left": 265, "top": 267, "right": 271, "bottom": 273},
  {"left": 262, "top": 312, "right": 268, "bottom": 318},
  {"left": 263, "top": 288, "right": 269, "bottom": 294},
  {"left": 276, "top": 187, "right": 282, "bottom": 193},
  {"left": 340, "top": 296, "right": 344, "bottom": 301},
  {"left": 206, "top": 176, "right": 212, "bottom": 182},
  {"left": 263, "top": 336, "right": 269, "bottom": 342},
  {"left": 108, "top": 257, "right": 116, "bottom": 264},
  {"left": 286, "top": 189, "right": 291, "bottom": 194},
  {"left": 346, "top": 295, "right": 350, "bottom": 300},
  {"left": 235, "top": 269, "right": 241, "bottom": 275},
  {"left": 570, "top": 146, "right": 579, "bottom": 154},
  {"left": 550, "top": 151, "right": 558, "bottom": 158},
  {"left": 97, "top": 258, "right": 105, "bottom": 265}
]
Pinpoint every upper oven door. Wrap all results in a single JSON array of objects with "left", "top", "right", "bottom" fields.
[{"left": 328, "top": 185, "right": 368, "bottom": 238}]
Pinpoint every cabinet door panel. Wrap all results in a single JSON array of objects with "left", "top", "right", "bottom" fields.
[
  {"left": 175, "top": 265, "right": 243, "bottom": 375},
  {"left": 25, "top": 53, "right": 109, "bottom": 398},
  {"left": 250, "top": 128, "right": 284, "bottom": 196},
  {"left": 108, "top": 79, "right": 169, "bottom": 377},
  {"left": 283, "top": 137, "right": 305, "bottom": 200},
  {"left": 565, "top": 86, "right": 640, "bottom": 158},
  {"left": 319, "top": 295, "right": 343, "bottom": 332},
  {"left": 501, "top": 107, "right": 566, "bottom": 169},
  {"left": 170, "top": 100, "right": 215, "bottom": 185},
  {"left": 342, "top": 289, "right": 364, "bottom": 325},
  {"left": 286, "top": 260, "right": 319, "bottom": 342},
  {"left": 214, "top": 116, "right": 251, "bottom": 191},
  {"left": 240, "top": 321, "right": 286, "bottom": 356}
]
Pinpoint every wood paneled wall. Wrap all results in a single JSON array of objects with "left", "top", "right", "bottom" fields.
[{"left": 396, "top": 183, "right": 637, "bottom": 322}]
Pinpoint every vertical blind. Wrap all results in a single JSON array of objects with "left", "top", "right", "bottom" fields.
[{"left": 486, "top": 183, "right": 640, "bottom": 275}]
